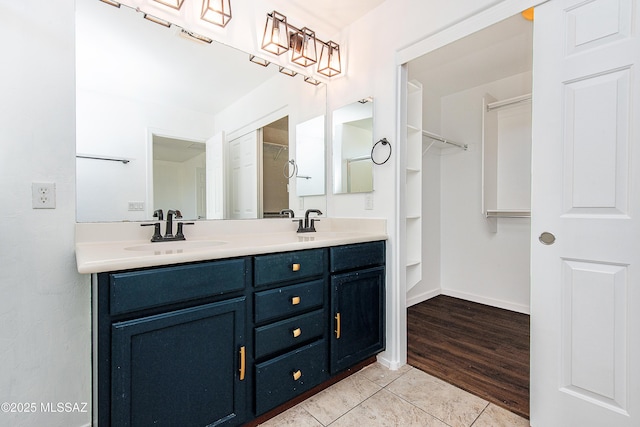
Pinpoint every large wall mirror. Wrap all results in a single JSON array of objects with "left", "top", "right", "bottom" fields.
[
  {"left": 332, "top": 98, "right": 374, "bottom": 194},
  {"left": 75, "top": 0, "right": 326, "bottom": 222}
]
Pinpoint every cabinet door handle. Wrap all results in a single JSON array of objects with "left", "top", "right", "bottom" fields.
[
  {"left": 239, "top": 346, "right": 246, "bottom": 381},
  {"left": 291, "top": 296, "right": 301, "bottom": 305},
  {"left": 292, "top": 263, "right": 301, "bottom": 271},
  {"left": 292, "top": 327, "right": 302, "bottom": 338},
  {"left": 335, "top": 312, "right": 341, "bottom": 339},
  {"left": 292, "top": 370, "right": 302, "bottom": 381}
]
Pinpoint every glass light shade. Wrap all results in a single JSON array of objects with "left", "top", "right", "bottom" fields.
[
  {"left": 291, "top": 27, "right": 317, "bottom": 67},
  {"left": 153, "top": 0, "right": 184, "bottom": 10},
  {"left": 262, "top": 11, "right": 289, "bottom": 55},
  {"left": 317, "top": 41, "right": 341, "bottom": 77},
  {"left": 201, "top": 0, "right": 232, "bottom": 27}
]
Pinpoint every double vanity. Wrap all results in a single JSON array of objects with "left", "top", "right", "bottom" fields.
[{"left": 76, "top": 218, "right": 387, "bottom": 426}]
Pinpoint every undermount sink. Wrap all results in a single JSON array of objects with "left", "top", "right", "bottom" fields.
[{"left": 125, "top": 240, "right": 227, "bottom": 252}]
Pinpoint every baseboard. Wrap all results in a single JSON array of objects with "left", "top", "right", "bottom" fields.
[
  {"left": 406, "top": 288, "right": 440, "bottom": 308},
  {"left": 441, "top": 289, "right": 530, "bottom": 314},
  {"left": 376, "top": 354, "right": 403, "bottom": 371}
]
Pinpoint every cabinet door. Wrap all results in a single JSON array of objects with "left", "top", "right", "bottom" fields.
[
  {"left": 111, "top": 297, "right": 246, "bottom": 427},
  {"left": 330, "top": 266, "right": 385, "bottom": 374}
]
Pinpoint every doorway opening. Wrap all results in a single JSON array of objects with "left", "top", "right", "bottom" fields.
[
  {"left": 261, "top": 116, "right": 290, "bottom": 217},
  {"left": 404, "top": 12, "right": 533, "bottom": 418},
  {"left": 152, "top": 135, "right": 206, "bottom": 220}
]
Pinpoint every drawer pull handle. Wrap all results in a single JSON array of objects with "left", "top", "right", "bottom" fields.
[
  {"left": 291, "top": 296, "right": 301, "bottom": 305},
  {"left": 292, "top": 370, "right": 302, "bottom": 381},
  {"left": 292, "top": 327, "right": 302, "bottom": 338},
  {"left": 239, "top": 346, "right": 246, "bottom": 381},
  {"left": 292, "top": 263, "right": 301, "bottom": 271},
  {"left": 335, "top": 312, "right": 341, "bottom": 339}
]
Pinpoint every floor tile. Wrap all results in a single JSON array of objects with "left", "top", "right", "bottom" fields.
[
  {"left": 329, "top": 389, "right": 449, "bottom": 427},
  {"left": 257, "top": 404, "right": 322, "bottom": 427},
  {"left": 472, "top": 403, "right": 530, "bottom": 427},
  {"left": 386, "top": 368, "right": 488, "bottom": 427},
  {"left": 359, "top": 362, "right": 413, "bottom": 387},
  {"left": 299, "top": 370, "right": 382, "bottom": 425}
]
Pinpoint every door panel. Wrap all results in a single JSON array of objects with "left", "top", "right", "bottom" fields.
[{"left": 531, "top": 0, "right": 639, "bottom": 425}]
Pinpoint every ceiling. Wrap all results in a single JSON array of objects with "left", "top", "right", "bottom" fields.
[
  {"left": 408, "top": 13, "right": 534, "bottom": 98},
  {"left": 266, "top": 0, "right": 386, "bottom": 38}
]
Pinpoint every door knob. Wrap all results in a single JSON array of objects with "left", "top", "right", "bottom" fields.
[{"left": 539, "top": 232, "right": 556, "bottom": 245}]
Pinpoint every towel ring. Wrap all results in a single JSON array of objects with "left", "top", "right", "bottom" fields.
[
  {"left": 371, "top": 138, "right": 392, "bottom": 165},
  {"left": 284, "top": 159, "right": 297, "bottom": 179}
]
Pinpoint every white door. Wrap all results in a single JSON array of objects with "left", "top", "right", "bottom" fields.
[
  {"left": 228, "top": 131, "right": 259, "bottom": 219},
  {"left": 531, "top": 1, "right": 639, "bottom": 426},
  {"left": 206, "top": 132, "right": 225, "bottom": 219}
]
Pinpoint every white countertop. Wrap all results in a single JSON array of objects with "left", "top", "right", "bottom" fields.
[{"left": 75, "top": 218, "right": 387, "bottom": 274}]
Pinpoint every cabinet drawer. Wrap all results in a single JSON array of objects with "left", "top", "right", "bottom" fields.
[
  {"left": 329, "top": 241, "right": 385, "bottom": 273},
  {"left": 255, "top": 309, "right": 324, "bottom": 359},
  {"left": 110, "top": 259, "right": 247, "bottom": 315},
  {"left": 254, "top": 249, "right": 325, "bottom": 287},
  {"left": 254, "top": 280, "right": 324, "bottom": 323},
  {"left": 255, "top": 340, "right": 328, "bottom": 415}
]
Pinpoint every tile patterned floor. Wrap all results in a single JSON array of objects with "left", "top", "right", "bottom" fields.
[{"left": 258, "top": 363, "right": 530, "bottom": 427}]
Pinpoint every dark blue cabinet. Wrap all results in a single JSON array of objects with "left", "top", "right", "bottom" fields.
[
  {"left": 330, "top": 242, "right": 386, "bottom": 374},
  {"left": 111, "top": 298, "right": 246, "bottom": 427},
  {"left": 95, "top": 242, "right": 385, "bottom": 426}
]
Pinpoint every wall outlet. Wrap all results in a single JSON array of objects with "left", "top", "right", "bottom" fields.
[{"left": 32, "top": 182, "right": 56, "bottom": 209}]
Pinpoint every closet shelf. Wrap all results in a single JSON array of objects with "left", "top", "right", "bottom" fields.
[{"left": 485, "top": 210, "right": 531, "bottom": 218}]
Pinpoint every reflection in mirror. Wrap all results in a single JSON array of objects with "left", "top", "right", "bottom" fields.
[
  {"left": 332, "top": 99, "right": 374, "bottom": 194},
  {"left": 75, "top": 0, "right": 326, "bottom": 222},
  {"left": 262, "top": 117, "right": 290, "bottom": 217},
  {"left": 296, "top": 115, "right": 326, "bottom": 197},
  {"left": 153, "top": 135, "right": 206, "bottom": 220}
]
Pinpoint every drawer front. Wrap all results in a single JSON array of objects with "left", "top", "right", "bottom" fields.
[
  {"left": 254, "top": 249, "right": 325, "bottom": 287},
  {"left": 254, "top": 279, "right": 324, "bottom": 324},
  {"left": 329, "top": 241, "right": 385, "bottom": 273},
  {"left": 110, "top": 259, "right": 247, "bottom": 315},
  {"left": 255, "top": 309, "right": 325, "bottom": 359},
  {"left": 255, "top": 339, "right": 328, "bottom": 415}
]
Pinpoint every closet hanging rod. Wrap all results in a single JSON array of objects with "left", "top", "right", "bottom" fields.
[
  {"left": 422, "top": 130, "right": 468, "bottom": 151},
  {"left": 486, "top": 93, "right": 532, "bottom": 112},
  {"left": 76, "top": 154, "right": 130, "bottom": 164}
]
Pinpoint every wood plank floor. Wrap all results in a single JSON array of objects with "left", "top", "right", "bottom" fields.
[{"left": 407, "top": 295, "right": 530, "bottom": 419}]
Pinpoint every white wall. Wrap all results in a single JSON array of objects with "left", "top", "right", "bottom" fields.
[
  {"left": 0, "top": 1, "right": 91, "bottom": 426},
  {"left": 438, "top": 72, "right": 532, "bottom": 313}
]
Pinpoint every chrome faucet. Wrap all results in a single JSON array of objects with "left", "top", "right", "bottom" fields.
[{"left": 294, "top": 209, "right": 322, "bottom": 233}]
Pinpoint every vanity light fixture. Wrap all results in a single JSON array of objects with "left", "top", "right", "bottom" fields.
[
  {"left": 99, "top": 0, "right": 121, "bottom": 7},
  {"left": 152, "top": 0, "right": 185, "bottom": 10},
  {"left": 262, "top": 11, "right": 289, "bottom": 55},
  {"left": 260, "top": 11, "right": 341, "bottom": 77},
  {"left": 142, "top": 12, "right": 172, "bottom": 27},
  {"left": 317, "top": 41, "right": 341, "bottom": 77},
  {"left": 303, "top": 76, "right": 321, "bottom": 86},
  {"left": 249, "top": 55, "right": 270, "bottom": 67},
  {"left": 291, "top": 27, "right": 317, "bottom": 67},
  {"left": 201, "top": 0, "right": 232, "bottom": 28},
  {"left": 279, "top": 67, "right": 297, "bottom": 77},
  {"left": 179, "top": 28, "right": 213, "bottom": 44}
]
